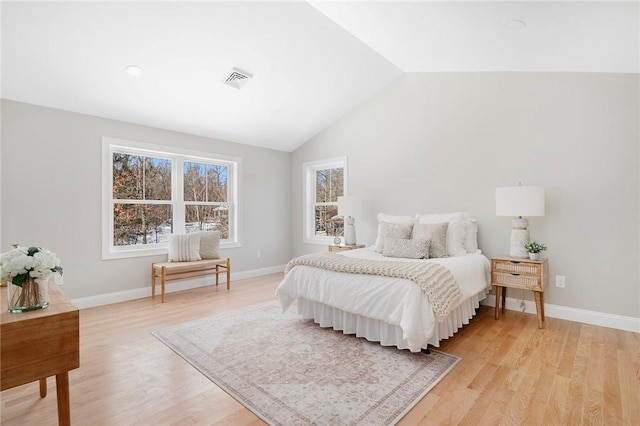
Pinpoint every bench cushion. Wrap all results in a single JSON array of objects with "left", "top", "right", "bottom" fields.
[{"left": 153, "top": 259, "right": 228, "bottom": 274}]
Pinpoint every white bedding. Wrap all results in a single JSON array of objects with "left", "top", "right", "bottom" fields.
[{"left": 276, "top": 246, "right": 491, "bottom": 352}]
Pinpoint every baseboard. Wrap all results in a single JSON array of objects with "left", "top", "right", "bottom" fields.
[
  {"left": 481, "top": 294, "right": 640, "bottom": 333},
  {"left": 72, "top": 264, "right": 286, "bottom": 309},
  {"left": 73, "top": 268, "right": 640, "bottom": 334}
]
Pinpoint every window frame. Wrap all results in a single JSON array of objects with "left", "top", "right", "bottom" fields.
[
  {"left": 102, "top": 137, "right": 241, "bottom": 260},
  {"left": 302, "top": 157, "right": 348, "bottom": 245}
]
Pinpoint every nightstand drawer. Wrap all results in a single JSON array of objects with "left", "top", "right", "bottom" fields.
[
  {"left": 493, "top": 260, "right": 541, "bottom": 276},
  {"left": 492, "top": 271, "right": 542, "bottom": 290}
]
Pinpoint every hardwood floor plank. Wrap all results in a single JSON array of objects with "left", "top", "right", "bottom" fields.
[
  {"left": 1, "top": 274, "right": 639, "bottom": 425},
  {"left": 618, "top": 349, "right": 640, "bottom": 424}
]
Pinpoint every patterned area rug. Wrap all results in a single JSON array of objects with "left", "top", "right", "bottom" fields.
[{"left": 153, "top": 301, "right": 460, "bottom": 426}]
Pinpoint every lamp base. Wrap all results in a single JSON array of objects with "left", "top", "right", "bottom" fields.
[
  {"left": 509, "top": 218, "right": 530, "bottom": 258},
  {"left": 344, "top": 216, "right": 356, "bottom": 245}
]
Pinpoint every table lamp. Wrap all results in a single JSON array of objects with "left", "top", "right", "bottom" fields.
[
  {"left": 496, "top": 185, "right": 545, "bottom": 258},
  {"left": 337, "top": 195, "right": 360, "bottom": 245}
]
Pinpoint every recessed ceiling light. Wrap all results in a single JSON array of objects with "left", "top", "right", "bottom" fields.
[
  {"left": 125, "top": 65, "right": 143, "bottom": 77},
  {"left": 504, "top": 19, "right": 526, "bottom": 30}
]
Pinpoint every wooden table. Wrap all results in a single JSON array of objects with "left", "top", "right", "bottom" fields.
[
  {"left": 491, "top": 256, "right": 548, "bottom": 328},
  {"left": 1, "top": 282, "right": 79, "bottom": 425},
  {"left": 328, "top": 244, "right": 366, "bottom": 253}
]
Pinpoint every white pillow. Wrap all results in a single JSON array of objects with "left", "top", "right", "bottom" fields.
[
  {"left": 195, "top": 231, "right": 221, "bottom": 259},
  {"left": 464, "top": 219, "right": 479, "bottom": 253},
  {"left": 168, "top": 233, "right": 202, "bottom": 262},
  {"left": 383, "top": 238, "right": 430, "bottom": 259},
  {"left": 376, "top": 213, "right": 415, "bottom": 224},
  {"left": 416, "top": 212, "right": 468, "bottom": 257},
  {"left": 374, "top": 222, "right": 414, "bottom": 253},
  {"left": 412, "top": 222, "right": 448, "bottom": 258}
]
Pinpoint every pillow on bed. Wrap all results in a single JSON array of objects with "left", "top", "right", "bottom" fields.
[
  {"left": 168, "top": 233, "right": 202, "bottom": 262},
  {"left": 416, "top": 212, "right": 468, "bottom": 257},
  {"left": 383, "top": 238, "right": 430, "bottom": 259},
  {"left": 464, "top": 219, "right": 479, "bottom": 253},
  {"left": 374, "top": 222, "right": 414, "bottom": 253},
  {"left": 376, "top": 213, "right": 415, "bottom": 224},
  {"left": 374, "top": 214, "right": 415, "bottom": 252},
  {"left": 412, "top": 222, "right": 448, "bottom": 258}
]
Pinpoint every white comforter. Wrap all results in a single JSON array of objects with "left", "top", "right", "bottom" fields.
[{"left": 276, "top": 246, "right": 491, "bottom": 351}]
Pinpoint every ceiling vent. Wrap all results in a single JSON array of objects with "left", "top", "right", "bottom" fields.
[{"left": 223, "top": 68, "right": 252, "bottom": 89}]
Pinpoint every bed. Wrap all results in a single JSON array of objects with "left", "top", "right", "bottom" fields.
[{"left": 275, "top": 213, "right": 492, "bottom": 353}]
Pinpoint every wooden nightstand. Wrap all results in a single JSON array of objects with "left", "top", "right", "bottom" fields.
[
  {"left": 491, "top": 256, "right": 549, "bottom": 328},
  {"left": 329, "top": 244, "right": 365, "bottom": 253}
]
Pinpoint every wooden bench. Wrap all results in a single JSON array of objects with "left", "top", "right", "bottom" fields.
[{"left": 151, "top": 258, "right": 231, "bottom": 302}]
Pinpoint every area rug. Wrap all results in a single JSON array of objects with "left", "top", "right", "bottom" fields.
[{"left": 152, "top": 301, "right": 460, "bottom": 426}]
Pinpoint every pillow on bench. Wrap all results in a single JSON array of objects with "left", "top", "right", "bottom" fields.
[
  {"left": 196, "top": 231, "right": 221, "bottom": 259},
  {"left": 168, "top": 233, "right": 202, "bottom": 262}
]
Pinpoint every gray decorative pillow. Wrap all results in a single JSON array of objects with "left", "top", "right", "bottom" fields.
[
  {"left": 168, "top": 233, "right": 202, "bottom": 262},
  {"left": 374, "top": 222, "right": 414, "bottom": 253},
  {"left": 412, "top": 222, "right": 448, "bottom": 258},
  {"left": 196, "top": 231, "right": 221, "bottom": 259},
  {"left": 383, "top": 238, "right": 430, "bottom": 259}
]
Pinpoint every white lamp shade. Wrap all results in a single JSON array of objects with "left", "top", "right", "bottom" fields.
[
  {"left": 337, "top": 195, "right": 361, "bottom": 218},
  {"left": 496, "top": 186, "right": 545, "bottom": 217}
]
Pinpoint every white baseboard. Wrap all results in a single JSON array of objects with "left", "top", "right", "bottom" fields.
[
  {"left": 72, "top": 264, "right": 286, "bottom": 309},
  {"left": 482, "top": 294, "right": 640, "bottom": 333},
  {"left": 73, "top": 267, "right": 639, "bottom": 334}
]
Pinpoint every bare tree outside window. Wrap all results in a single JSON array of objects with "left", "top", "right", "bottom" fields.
[
  {"left": 184, "top": 162, "right": 230, "bottom": 238},
  {"left": 314, "top": 167, "right": 343, "bottom": 237},
  {"left": 112, "top": 153, "right": 172, "bottom": 246}
]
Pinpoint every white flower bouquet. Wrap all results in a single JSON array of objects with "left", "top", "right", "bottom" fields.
[{"left": 1, "top": 246, "right": 63, "bottom": 312}]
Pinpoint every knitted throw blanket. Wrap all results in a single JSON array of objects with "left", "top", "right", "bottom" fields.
[{"left": 285, "top": 252, "right": 463, "bottom": 321}]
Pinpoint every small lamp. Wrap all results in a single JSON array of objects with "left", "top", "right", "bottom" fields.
[
  {"left": 496, "top": 185, "right": 545, "bottom": 258},
  {"left": 337, "top": 195, "right": 360, "bottom": 245}
]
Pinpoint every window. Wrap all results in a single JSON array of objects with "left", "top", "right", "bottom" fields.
[
  {"left": 303, "top": 157, "right": 347, "bottom": 244},
  {"left": 183, "top": 161, "right": 230, "bottom": 238},
  {"left": 103, "top": 137, "right": 240, "bottom": 259}
]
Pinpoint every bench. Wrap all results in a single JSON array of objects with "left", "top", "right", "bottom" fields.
[{"left": 151, "top": 258, "right": 231, "bottom": 302}]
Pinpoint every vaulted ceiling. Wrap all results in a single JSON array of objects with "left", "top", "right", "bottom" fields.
[{"left": 2, "top": 1, "right": 638, "bottom": 152}]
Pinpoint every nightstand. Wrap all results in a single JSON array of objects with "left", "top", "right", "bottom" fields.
[
  {"left": 491, "top": 256, "right": 549, "bottom": 329},
  {"left": 329, "top": 244, "right": 365, "bottom": 253}
]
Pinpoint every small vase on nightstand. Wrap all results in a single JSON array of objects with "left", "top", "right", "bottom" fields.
[{"left": 528, "top": 253, "right": 540, "bottom": 260}]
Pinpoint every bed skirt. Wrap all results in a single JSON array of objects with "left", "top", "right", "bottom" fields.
[{"left": 296, "top": 290, "right": 487, "bottom": 350}]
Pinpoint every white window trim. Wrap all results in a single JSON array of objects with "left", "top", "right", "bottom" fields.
[
  {"left": 102, "top": 137, "right": 242, "bottom": 260},
  {"left": 303, "top": 156, "right": 348, "bottom": 245}
]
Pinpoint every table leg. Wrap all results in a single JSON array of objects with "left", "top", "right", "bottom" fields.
[
  {"left": 501, "top": 287, "right": 507, "bottom": 313},
  {"left": 494, "top": 285, "right": 501, "bottom": 319},
  {"left": 534, "top": 291, "right": 545, "bottom": 329},
  {"left": 55, "top": 372, "right": 71, "bottom": 426},
  {"left": 39, "top": 378, "right": 47, "bottom": 397}
]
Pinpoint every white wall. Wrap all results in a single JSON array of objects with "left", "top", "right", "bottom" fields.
[
  {"left": 291, "top": 72, "right": 639, "bottom": 319},
  {"left": 1, "top": 100, "right": 291, "bottom": 299}
]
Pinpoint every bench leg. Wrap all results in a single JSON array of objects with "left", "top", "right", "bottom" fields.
[
  {"left": 151, "top": 265, "right": 156, "bottom": 299},
  {"left": 226, "top": 258, "right": 231, "bottom": 290},
  {"left": 215, "top": 265, "right": 220, "bottom": 286},
  {"left": 161, "top": 266, "right": 167, "bottom": 303}
]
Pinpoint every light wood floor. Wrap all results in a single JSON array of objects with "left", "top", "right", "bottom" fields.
[{"left": 1, "top": 273, "right": 639, "bottom": 425}]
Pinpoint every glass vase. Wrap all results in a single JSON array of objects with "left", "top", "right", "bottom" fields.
[{"left": 7, "top": 277, "right": 49, "bottom": 313}]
